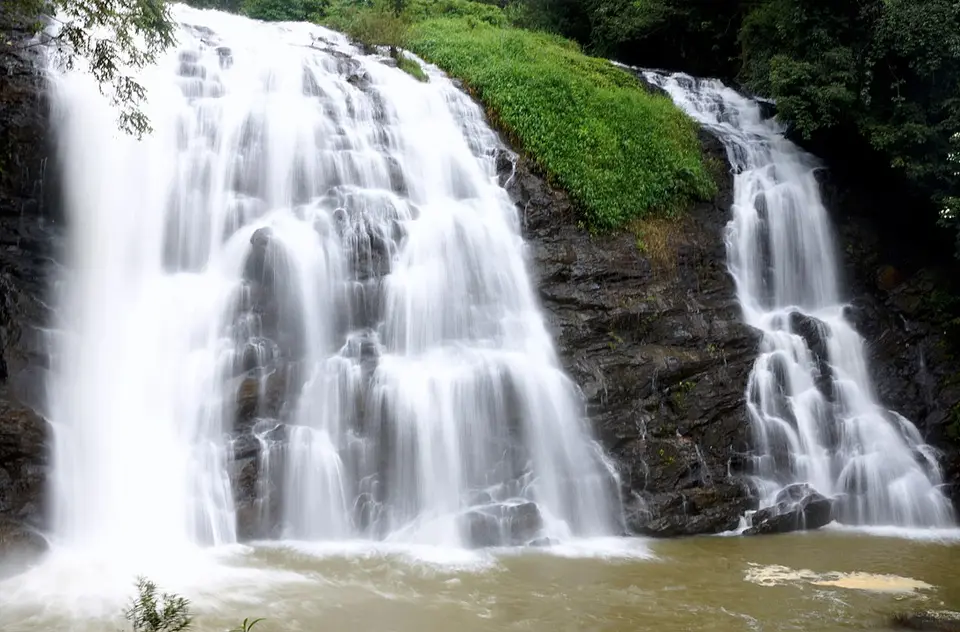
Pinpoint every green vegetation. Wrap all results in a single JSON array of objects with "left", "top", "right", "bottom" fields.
[
  {"left": 406, "top": 18, "right": 714, "bottom": 229},
  {"left": 396, "top": 51, "right": 427, "bottom": 81},
  {"left": 241, "top": 0, "right": 328, "bottom": 22},
  {"left": 501, "top": 0, "right": 960, "bottom": 258},
  {"left": 121, "top": 577, "right": 261, "bottom": 632}
]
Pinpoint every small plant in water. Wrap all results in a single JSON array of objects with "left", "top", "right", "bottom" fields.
[
  {"left": 121, "top": 577, "right": 264, "bottom": 632},
  {"left": 123, "top": 577, "right": 192, "bottom": 632},
  {"left": 229, "top": 618, "right": 265, "bottom": 632}
]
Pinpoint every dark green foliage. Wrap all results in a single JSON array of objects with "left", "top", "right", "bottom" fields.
[
  {"left": 242, "top": 0, "right": 329, "bottom": 21},
  {"left": 180, "top": 0, "right": 245, "bottom": 12},
  {"left": 407, "top": 18, "right": 715, "bottom": 229},
  {"left": 505, "top": 0, "right": 589, "bottom": 42},
  {"left": 940, "top": 133, "right": 960, "bottom": 254},
  {"left": 738, "top": 0, "right": 960, "bottom": 253},
  {"left": 4, "top": 0, "right": 176, "bottom": 136}
]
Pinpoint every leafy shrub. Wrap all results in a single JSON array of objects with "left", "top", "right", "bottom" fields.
[
  {"left": 406, "top": 18, "right": 714, "bottom": 229},
  {"left": 324, "top": 0, "right": 409, "bottom": 47}
]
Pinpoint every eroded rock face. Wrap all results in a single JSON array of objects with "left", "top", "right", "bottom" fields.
[
  {"left": 0, "top": 11, "right": 58, "bottom": 559},
  {"left": 501, "top": 130, "right": 762, "bottom": 536}
]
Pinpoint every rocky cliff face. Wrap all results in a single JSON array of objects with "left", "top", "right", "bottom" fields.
[
  {"left": 499, "top": 132, "right": 762, "bottom": 537},
  {"left": 0, "top": 12, "right": 58, "bottom": 560},
  {"left": 0, "top": 26, "right": 956, "bottom": 558}
]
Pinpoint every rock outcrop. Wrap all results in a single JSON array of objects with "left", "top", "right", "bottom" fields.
[{"left": 500, "top": 130, "right": 762, "bottom": 537}]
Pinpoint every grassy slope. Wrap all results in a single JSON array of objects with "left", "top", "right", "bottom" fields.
[{"left": 404, "top": 16, "right": 715, "bottom": 230}]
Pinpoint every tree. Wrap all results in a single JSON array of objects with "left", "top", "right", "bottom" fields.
[
  {"left": 738, "top": 0, "right": 960, "bottom": 249},
  {"left": 5, "top": 0, "right": 176, "bottom": 137}
]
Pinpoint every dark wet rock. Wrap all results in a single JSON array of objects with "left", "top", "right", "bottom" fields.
[
  {"left": 235, "top": 368, "right": 288, "bottom": 429},
  {"left": 462, "top": 509, "right": 501, "bottom": 547},
  {"left": 346, "top": 70, "right": 371, "bottom": 91},
  {"left": 789, "top": 312, "right": 829, "bottom": 363},
  {"left": 237, "top": 337, "right": 279, "bottom": 373},
  {"left": 744, "top": 483, "right": 833, "bottom": 535},
  {"left": 177, "top": 61, "right": 206, "bottom": 80},
  {"left": 385, "top": 156, "right": 407, "bottom": 196},
  {"left": 216, "top": 46, "right": 233, "bottom": 69},
  {"left": 502, "top": 502, "right": 543, "bottom": 542},
  {"left": 788, "top": 311, "right": 835, "bottom": 400},
  {"left": 893, "top": 611, "right": 960, "bottom": 632},
  {"left": 0, "top": 396, "right": 49, "bottom": 528},
  {"left": 628, "top": 482, "right": 753, "bottom": 537},
  {"left": 504, "top": 129, "right": 761, "bottom": 536},
  {"left": 0, "top": 14, "right": 57, "bottom": 561},
  {"left": 0, "top": 516, "right": 47, "bottom": 577},
  {"left": 461, "top": 501, "right": 544, "bottom": 547}
]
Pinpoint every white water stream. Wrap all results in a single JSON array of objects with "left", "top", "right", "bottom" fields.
[
  {"left": 646, "top": 71, "right": 955, "bottom": 527},
  {"left": 2, "top": 4, "right": 623, "bottom": 606}
]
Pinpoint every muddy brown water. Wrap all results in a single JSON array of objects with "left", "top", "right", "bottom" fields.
[{"left": 2, "top": 528, "right": 959, "bottom": 632}]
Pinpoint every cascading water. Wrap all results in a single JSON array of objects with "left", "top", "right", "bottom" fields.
[
  {"left": 645, "top": 71, "right": 955, "bottom": 528},
  {"left": 42, "top": 1, "right": 621, "bottom": 566}
]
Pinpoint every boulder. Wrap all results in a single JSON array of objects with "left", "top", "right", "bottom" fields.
[
  {"left": 744, "top": 483, "right": 833, "bottom": 535},
  {"left": 461, "top": 501, "right": 544, "bottom": 547}
]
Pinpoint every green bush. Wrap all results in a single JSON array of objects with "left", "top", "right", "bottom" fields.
[
  {"left": 324, "top": 2, "right": 410, "bottom": 48},
  {"left": 406, "top": 18, "right": 714, "bottom": 229}
]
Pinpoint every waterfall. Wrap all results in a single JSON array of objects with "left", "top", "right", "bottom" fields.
[
  {"left": 44, "top": 3, "right": 621, "bottom": 561},
  {"left": 645, "top": 71, "right": 955, "bottom": 528}
]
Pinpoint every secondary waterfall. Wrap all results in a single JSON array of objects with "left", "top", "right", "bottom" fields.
[
  {"left": 646, "top": 71, "right": 955, "bottom": 527},
  {"left": 44, "top": 3, "right": 620, "bottom": 559}
]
